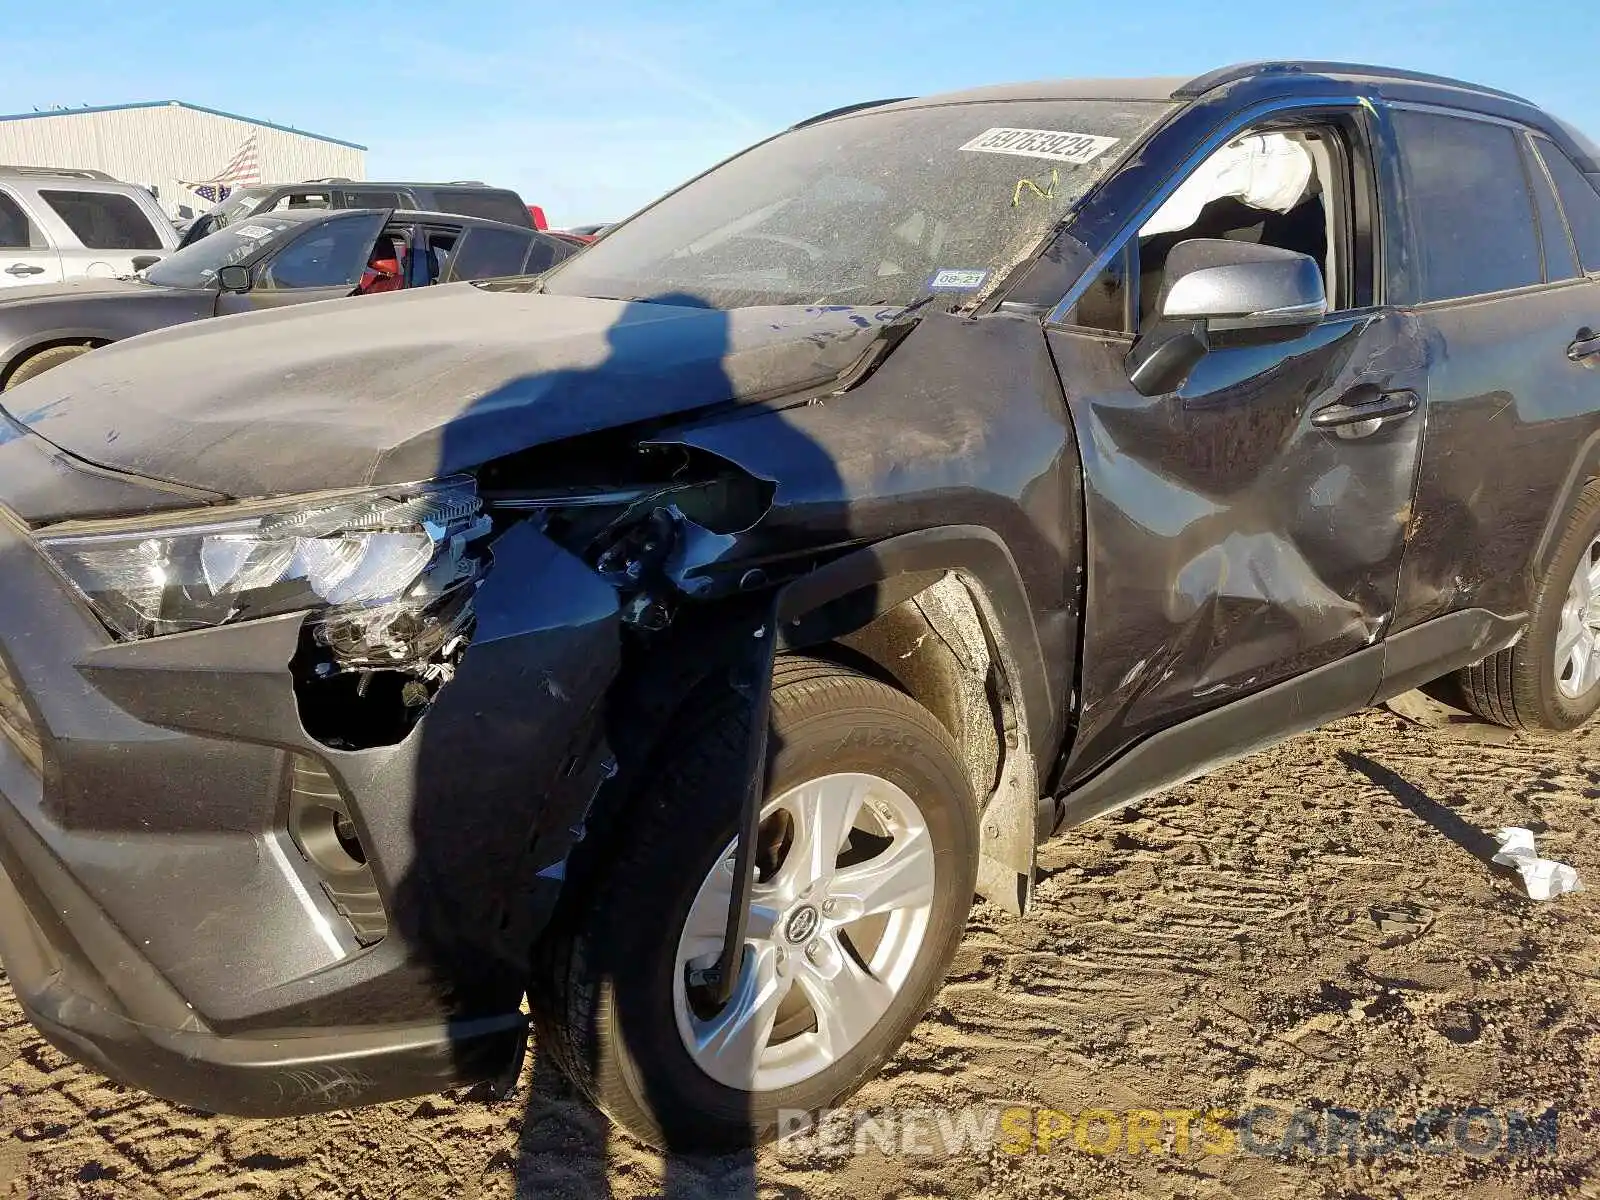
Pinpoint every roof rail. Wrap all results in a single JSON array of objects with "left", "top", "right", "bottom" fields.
[
  {"left": 0, "top": 163, "right": 117, "bottom": 181},
  {"left": 791, "top": 97, "right": 914, "bottom": 129},
  {"left": 302, "top": 176, "right": 352, "bottom": 183},
  {"left": 1173, "top": 61, "right": 1532, "bottom": 105}
]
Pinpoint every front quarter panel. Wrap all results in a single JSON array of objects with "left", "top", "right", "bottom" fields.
[{"left": 649, "top": 309, "right": 1083, "bottom": 757}]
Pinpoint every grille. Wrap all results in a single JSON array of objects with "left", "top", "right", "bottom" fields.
[{"left": 0, "top": 655, "right": 41, "bottom": 776}]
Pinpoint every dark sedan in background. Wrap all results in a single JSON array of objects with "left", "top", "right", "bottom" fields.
[
  {"left": 176, "top": 180, "right": 538, "bottom": 248},
  {"left": 0, "top": 207, "right": 578, "bottom": 389}
]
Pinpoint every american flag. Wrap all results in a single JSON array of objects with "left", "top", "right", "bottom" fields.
[{"left": 181, "top": 134, "right": 260, "bottom": 204}]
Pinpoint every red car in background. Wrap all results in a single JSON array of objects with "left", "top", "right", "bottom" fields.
[{"left": 527, "top": 207, "right": 607, "bottom": 247}]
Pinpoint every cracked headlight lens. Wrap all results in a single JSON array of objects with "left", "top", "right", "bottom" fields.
[{"left": 38, "top": 478, "right": 489, "bottom": 641}]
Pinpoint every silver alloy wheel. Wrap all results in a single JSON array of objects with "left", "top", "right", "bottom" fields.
[
  {"left": 1555, "top": 535, "right": 1600, "bottom": 700},
  {"left": 672, "top": 772, "right": 936, "bottom": 1092}
]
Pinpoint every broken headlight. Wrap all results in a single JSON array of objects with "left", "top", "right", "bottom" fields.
[{"left": 38, "top": 478, "right": 491, "bottom": 646}]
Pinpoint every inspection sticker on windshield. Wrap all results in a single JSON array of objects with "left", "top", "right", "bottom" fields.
[
  {"left": 232, "top": 224, "right": 276, "bottom": 240},
  {"left": 960, "top": 127, "right": 1120, "bottom": 165},
  {"left": 929, "top": 268, "right": 989, "bottom": 291}
]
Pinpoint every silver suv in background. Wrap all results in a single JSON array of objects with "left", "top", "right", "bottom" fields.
[{"left": 0, "top": 167, "right": 177, "bottom": 288}]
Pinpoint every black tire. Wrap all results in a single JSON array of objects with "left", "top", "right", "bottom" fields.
[
  {"left": 4, "top": 343, "right": 94, "bottom": 390},
  {"left": 1458, "top": 481, "right": 1600, "bottom": 732},
  {"left": 530, "top": 656, "right": 979, "bottom": 1151}
]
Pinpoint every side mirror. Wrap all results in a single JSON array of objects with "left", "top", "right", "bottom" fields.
[
  {"left": 216, "top": 264, "right": 252, "bottom": 293},
  {"left": 130, "top": 254, "right": 162, "bottom": 272},
  {"left": 1127, "top": 239, "right": 1327, "bottom": 396}
]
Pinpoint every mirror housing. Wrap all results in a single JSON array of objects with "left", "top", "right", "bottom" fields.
[
  {"left": 130, "top": 254, "right": 162, "bottom": 272},
  {"left": 1127, "top": 239, "right": 1327, "bottom": 396},
  {"left": 216, "top": 264, "right": 251, "bottom": 293}
]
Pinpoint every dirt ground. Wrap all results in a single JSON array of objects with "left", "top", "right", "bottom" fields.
[{"left": 2, "top": 702, "right": 1596, "bottom": 1199}]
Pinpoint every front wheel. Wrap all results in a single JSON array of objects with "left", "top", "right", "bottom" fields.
[
  {"left": 530, "top": 657, "right": 979, "bottom": 1151},
  {"left": 4, "top": 343, "right": 93, "bottom": 390}
]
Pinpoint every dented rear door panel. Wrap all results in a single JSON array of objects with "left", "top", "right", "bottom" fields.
[
  {"left": 1048, "top": 308, "right": 1427, "bottom": 782},
  {"left": 1390, "top": 285, "right": 1600, "bottom": 631}
]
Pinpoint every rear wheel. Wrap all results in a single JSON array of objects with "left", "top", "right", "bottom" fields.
[
  {"left": 1459, "top": 482, "right": 1600, "bottom": 731},
  {"left": 530, "top": 657, "right": 979, "bottom": 1151},
  {"left": 4, "top": 343, "right": 93, "bottom": 390}
]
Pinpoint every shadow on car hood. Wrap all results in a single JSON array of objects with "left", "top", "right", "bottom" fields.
[{"left": 0, "top": 284, "right": 903, "bottom": 498}]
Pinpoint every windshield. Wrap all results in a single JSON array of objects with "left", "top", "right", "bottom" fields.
[
  {"left": 142, "top": 214, "right": 303, "bottom": 288},
  {"left": 204, "top": 187, "right": 272, "bottom": 229},
  {"left": 542, "top": 99, "right": 1173, "bottom": 309}
]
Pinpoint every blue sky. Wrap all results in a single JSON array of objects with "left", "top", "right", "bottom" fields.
[{"left": 0, "top": 0, "right": 1593, "bottom": 226}]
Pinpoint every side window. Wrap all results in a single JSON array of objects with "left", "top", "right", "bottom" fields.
[
  {"left": 335, "top": 190, "right": 404, "bottom": 211},
  {"left": 257, "top": 219, "right": 376, "bottom": 291},
  {"left": 421, "top": 229, "right": 458, "bottom": 282},
  {"left": 430, "top": 189, "right": 533, "bottom": 227},
  {"left": 1070, "top": 244, "right": 1132, "bottom": 333},
  {"left": 1533, "top": 138, "right": 1600, "bottom": 274},
  {"left": 1523, "top": 138, "right": 1579, "bottom": 282},
  {"left": 446, "top": 227, "right": 535, "bottom": 281},
  {"left": 263, "top": 191, "right": 331, "bottom": 213},
  {"left": 0, "top": 190, "right": 45, "bottom": 250},
  {"left": 522, "top": 233, "right": 570, "bottom": 276},
  {"left": 38, "top": 189, "right": 163, "bottom": 250},
  {"left": 1390, "top": 111, "right": 1541, "bottom": 303},
  {"left": 1073, "top": 125, "right": 1352, "bottom": 333}
]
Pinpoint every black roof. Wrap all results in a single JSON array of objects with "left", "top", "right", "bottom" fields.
[
  {"left": 854, "top": 60, "right": 1535, "bottom": 111},
  {"left": 270, "top": 180, "right": 520, "bottom": 193},
  {"left": 1171, "top": 60, "right": 1532, "bottom": 103},
  {"left": 228, "top": 207, "right": 545, "bottom": 234},
  {"left": 795, "top": 61, "right": 1600, "bottom": 172},
  {"left": 354, "top": 207, "right": 562, "bottom": 235}
]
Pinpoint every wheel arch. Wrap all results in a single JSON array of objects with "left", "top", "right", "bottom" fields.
[
  {"left": 1532, "top": 428, "right": 1600, "bottom": 581},
  {"left": 770, "top": 525, "right": 1056, "bottom": 913},
  {"left": 571, "top": 525, "right": 1062, "bottom": 918},
  {"left": 0, "top": 332, "right": 115, "bottom": 389}
]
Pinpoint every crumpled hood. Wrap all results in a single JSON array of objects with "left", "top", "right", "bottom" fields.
[{"left": 1, "top": 284, "right": 901, "bottom": 498}]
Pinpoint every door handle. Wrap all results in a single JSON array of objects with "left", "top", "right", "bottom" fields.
[
  {"left": 1311, "top": 388, "right": 1419, "bottom": 435},
  {"left": 1568, "top": 327, "right": 1600, "bottom": 363},
  {"left": 4, "top": 263, "right": 45, "bottom": 277}
]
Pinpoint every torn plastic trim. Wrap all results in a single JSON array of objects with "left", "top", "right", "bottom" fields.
[
  {"left": 482, "top": 448, "right": 778, "bottom": 634},
  {"left": 768, "top": 529, "right": 1052, "bottom": 912},
  {"left": 898, "top": 572, "right": 1040, "bottom": 915}
]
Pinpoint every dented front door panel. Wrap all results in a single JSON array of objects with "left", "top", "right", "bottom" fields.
[{"left": 1048, "top": 308, "right": 1428, "bottom": 782}]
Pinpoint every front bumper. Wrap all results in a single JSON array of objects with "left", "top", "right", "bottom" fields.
[
  {"left": 0, "top": 503, "right": 621, "bottom": 1115},
  {"left": 0, "top": 858, "right": 527, "bottom": 1115}
]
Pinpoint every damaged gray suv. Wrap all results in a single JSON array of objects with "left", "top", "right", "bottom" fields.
[{"left": 4, "top": 61, "right": 1600, "bottom": 1151}]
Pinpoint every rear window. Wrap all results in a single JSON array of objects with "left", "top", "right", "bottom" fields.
[
  {"left": 1533, "top": 138, "right": 1600, "bottom": 274},
  {"left": 39, "top": 189, "right": 163, "bottom": 250},
  {"left": 430, "top": 189, "right": 532, "bottom": 227},
  {"left": 446, "top": 226, "right": 535, "bottom": 281}
]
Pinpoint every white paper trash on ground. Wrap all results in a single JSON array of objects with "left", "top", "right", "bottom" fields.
[{"left": 1492, "top": 828, "right": 1584, "bottom": 900}]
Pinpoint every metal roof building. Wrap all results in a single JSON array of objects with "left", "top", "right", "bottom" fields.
[{"left": 0, "top": 101, "right": 366, "bottom": 219}]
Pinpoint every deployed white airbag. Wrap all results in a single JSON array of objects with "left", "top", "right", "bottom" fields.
[{"left": 1141, "top": 133, "right": 1315, "bottom": 238}]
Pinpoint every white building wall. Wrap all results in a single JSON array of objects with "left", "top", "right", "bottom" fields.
[{"left": 0, "top": 103, "right": 365, "bottom": 217}]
